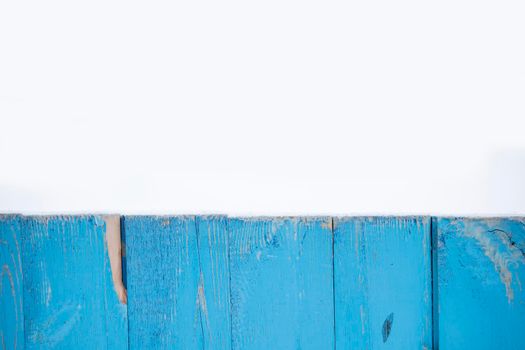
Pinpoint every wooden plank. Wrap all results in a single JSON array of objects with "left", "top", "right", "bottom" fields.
[
  {"left": 124, "top": 216, "right": 202, "bottom": 349},
  {"left": 0, "top": 215, "right": 24, "bottom": 350},
  {"left": 125, "top": 215, "right": 232, "bottom": 350},
  {"left": 20, "top": 215, "right": 127, "bottom": 349},
  {"left": 229, "top": 217, "right": 334, "bottom": 350},
  {"left": 334, "top": 217, "right": 432, "bottom": 349},
  {"left": 196, "top": 216, "right": 232, "bottom": 349},
  {"left": 103, "top": 216, "right": 129, "bottom": 350},
  {"left": 435, "top": 217, "right": 525, "bottom": 349}
]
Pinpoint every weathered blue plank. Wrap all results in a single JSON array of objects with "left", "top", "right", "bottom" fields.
[
  {"left": 20, "top": 215, "right": 127, "bottom": 349},
  {"left": 125, "top": 216, "right": 202, "bottom": 349},
  {"left": 103, "top": 216, "right": 129, "bottom": 350},
  {"left": 6, "top": 214, "right": 525, "bottom": 349},
  {"left": 229, "top": 217, "right": 334, "bottom": 350},
  {"left": 196, "top": 216, "right": 232, "bottom": 349},
  {"left": 334, "top": 217, "right": 432, "bottom": 349},
  {"left": 0, "top": 215, "right": 24, "bottom": 350},
  {"left": 125, "top": 216, "right": 232, "bottom": 350},
  {"left": 436, "top": 218, "right": 525, "bottom": 350}
]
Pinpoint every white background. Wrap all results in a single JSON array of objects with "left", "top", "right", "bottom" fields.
[{"left": 1, "top": 0, "right": 524, "bottom": 215}]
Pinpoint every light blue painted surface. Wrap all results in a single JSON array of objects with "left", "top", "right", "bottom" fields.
[
  {"left": 20, "top": 216, "right": 127, "bottom": 349},
  {"left": 3, "top": 215, "right": 525, "bottom": 349},
  {"left": 436, "top": 218, "right": 525, "bottom": 350},
  {"left": 124, "top": 216, "right": 201, "bottom": 349},
  {"left": 196, "top": 216, "right": 232, "bottom": 350},
  {"left": 229, "top": 217, "right": 334, "bottom": 350},
  {"left": 0, "top": 215, "right": 24, "bottom": 350},
  {"left": 334, "top": 217, "right": 432, "bottom": 349},
  {"left": 125, "top": 216, "right": 232, "bottom": 350}
]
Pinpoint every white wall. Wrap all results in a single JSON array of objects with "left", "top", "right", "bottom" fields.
[{"left": 1, "top": 0, "right": 524, "bottom": 215}]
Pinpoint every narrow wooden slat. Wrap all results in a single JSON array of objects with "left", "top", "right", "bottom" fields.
[
  {"left": 125, "top": 216, "right": 201, "bottom": 349},
  {"left": 20, "top": 216, "right": 127, "bottom": 349},
  {"left": 125, "top": 216, "right": 233, "bottom": 350},
  {"left": 435, "top": 218, "right": 525, "bottom": 349},
  {"left": 229, "top": 217, "right": 334, "bottom": 350},
  {"left": 196, "top": 216, "right": 232, "bottom": 349},
  {"left": 334, "top": 217, "right": 432, "bottom": 349},
  {"left": 104, "top": 217, "right": 129, "bottom": 350},
  {"left": 0, "top": 215, "right": 24, "bottom": 350}
]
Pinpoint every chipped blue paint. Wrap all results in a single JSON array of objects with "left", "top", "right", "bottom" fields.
[
  {"left": 334, "top": 217, "right": 432, "bottom": 349},
  {"left": 104, "top": 217, "right": 129, "bottom": 350},
  {"left": 19, "top": 216, "right": 127, "bottom": 349},
  {"left": 435, "top": 217, "right": 525, "bottom": 350},
  {"left": 3, "top": 215, "right": 525, "bottom": 349}
]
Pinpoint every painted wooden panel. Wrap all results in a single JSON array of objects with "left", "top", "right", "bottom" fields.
[
  {"left": 104, "top": 217, "right": 129, "bottom": 350},
  {"left": 196, "top": 216, "right": 232, "bottom": 349},
  {"left": 20, "top": 216, "right": 127, "bottom": 349},
  {"left": 4, "top": 214, "right": 525, "bottom": 349},
  {"left": 229, "top": 217, "right": 334, "bottom": 350},
  {"left": 334, "top": 217, "right": 432, "bottom": 350},
  {"left": 124, "top": 216, "right": 201, "bottom": 349},
  {"left": 125, "top": 216, "right": 231, "bottom": 349},
  {"left": 0, "top": 215, "right": 24, "bottom": 350},
  {"left": 435, "top": 218, "right": 525, "bottom": 350}
]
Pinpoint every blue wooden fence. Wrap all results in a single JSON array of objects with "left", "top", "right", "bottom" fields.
[{"left": 1, "top": 215, "right": 524, "bottom": 349}]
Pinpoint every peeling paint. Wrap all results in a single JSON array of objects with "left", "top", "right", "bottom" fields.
[
  {"left": 321, "top": 219, "right": 333, "bottom": 231},
  {"left": 103, "top": 215, "right": 127, "bottom": 304},
  {"left": 196, "top": 272, "right": 210, "bottom": 339},
  {"left": 464, "top": 221, "right": 525, "bottom": 303}
]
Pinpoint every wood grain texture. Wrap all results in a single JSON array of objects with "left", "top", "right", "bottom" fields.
[
  {"left": 20, "top": 216, "right": 127, "bottom": 349},
  {"left": 0, "top": 215, "right": 24, "bottom": 350},
  {"left": 435, "top": 217, "right": 525, "bottom": 350},
  {"left": 125, "top": 216, "right": 232, "bottom": 349},
  {"left": 196, "top": 216, "right": 232, "bottom": 350},
  {"left": 229, "top": 217, "right": 334, "bottom": 350},
  {"left": 124, "top": 216, "right": 201, "bottom": 349},
  {"left": 4, "top": 214, "right": 525, "bottom": 349},
  {"left": 334, "top": 217, "right": 432, "bottom": 350}
]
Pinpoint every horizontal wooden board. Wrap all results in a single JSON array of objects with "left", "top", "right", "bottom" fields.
[
  {"left": 435, "top": 218, "right": 525, "bottom": 350},
  {"left": 334, "top": 217, "right": 432, "bottom": 349}
]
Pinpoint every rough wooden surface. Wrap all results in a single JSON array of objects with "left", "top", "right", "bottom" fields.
[
  {"left": 196, "top": 216, "right": 232, "bottom": 350},
  {"left": 0, "top": 215, "right": 24, "bottom": 350},
  {"left": 124, "top": 216, "right": 232, "bottom": 349},
  {"left": 229, "top": 217, "right": 334, "bottom": 349},
  {"left": 20, "top": 216, "right": 127, "bottom": 349},
  {"left": 3, "top": 215, "right": 525, "bottom": 349},
  {"left": 124, "top": 216, "right": 201, "bottom": 349},
  {"left": 334, "top": 217, "right": 432, "bottom": 349},
  {"left": 435, "top": 217, "right": 525, "bottom": 350}
]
